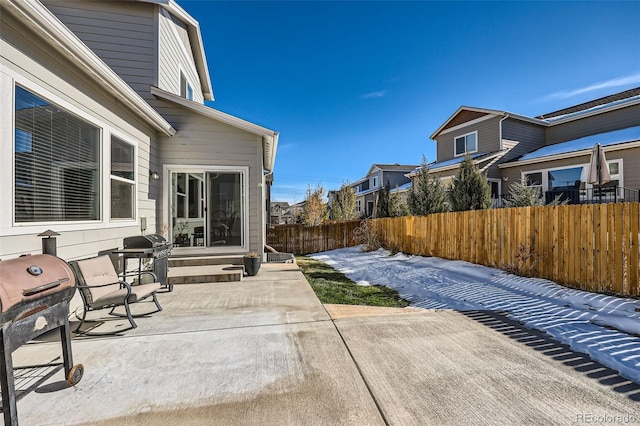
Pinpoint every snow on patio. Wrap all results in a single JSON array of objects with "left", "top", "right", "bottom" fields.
[{"left": 310, "top": 246, "right": 640, "bottom": 384}]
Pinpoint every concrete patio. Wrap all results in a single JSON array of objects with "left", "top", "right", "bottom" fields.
[{"left": 9, "top": 262, "right": 640, "bottom": 425}]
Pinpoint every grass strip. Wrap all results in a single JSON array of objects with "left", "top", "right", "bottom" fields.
[{"left": 297, "top": 256, "right": 409, "bottom": 307}]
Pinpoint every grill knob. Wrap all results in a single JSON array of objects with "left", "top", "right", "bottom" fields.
[{"left": 27, "top": 265, "right": 43, "bottom": 276}]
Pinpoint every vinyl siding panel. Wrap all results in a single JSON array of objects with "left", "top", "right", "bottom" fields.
[
  {"left": 545, "top": 104, "right": 640, "bottom": 145},
  {"left": 382, "top": 171, "right": 412, "bottom": 189},
  {"left": 43, "top": 1, "right": 157, "bottom": 101},
  {"left": 501, "top": 119, "right": 546, "bottom": 163},
  {"left": 155, "top": 101, "right": 264, "bottom": 253},
  {"left": 436, "top": 116, "right": 501, "bottom": 163},
  {"left": 1, "top": 11, "right": 159, "bottom": 262},
  {"left": 158, "top": 11, "right": 204, "bottom": 103}
]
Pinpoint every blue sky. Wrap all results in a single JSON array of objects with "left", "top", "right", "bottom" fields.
[{"left": 181, "top": 1, "right": 640, "bottom": 204}]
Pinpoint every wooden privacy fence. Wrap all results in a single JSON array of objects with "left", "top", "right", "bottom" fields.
[
  {"left": 267, "top": 203, "right": 640, "bottom": 296},
  {"left": 266, "top": 220, "right": 361, "bottom": 255},
  {"left": 373, "top": 203, "right": 639, "bottom": 296}
]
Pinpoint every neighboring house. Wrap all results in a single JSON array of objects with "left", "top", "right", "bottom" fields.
[
  {"left": 1, "top": 0, "right": 278, "bottom": 260},
  {"left": 270, "top": 202, "right": 294, "bottom": 225},
  {"left": 350, "top": 164, "right": 417, "bottom": 217},
  {"left": 289, "top": 201, "right": 305, "bottom": 223},
  {"left": 420, "top": 87, "right": 640, "bottom": 203}
]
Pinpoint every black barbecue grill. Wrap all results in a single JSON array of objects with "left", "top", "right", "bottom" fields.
[
  {"left": 121, "top": 234, "right": 173, "bottom": 291},
  {"left": 0, "top": 254, "right": 84, "bottom": 426}
]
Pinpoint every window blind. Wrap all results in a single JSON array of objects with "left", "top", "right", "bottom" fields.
[{"left": 14, "top": 86, "right": 100, "bottom": 223}]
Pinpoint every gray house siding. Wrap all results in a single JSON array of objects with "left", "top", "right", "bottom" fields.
[
  {"left": 436, "top": 115, "right": 501, "bottom": 162},
  {"left": 1, "top": 9, "right": 159, "bottom": 261},
  {"left": 501, "top": 119, "right": 546, "bottom": 163},
  {"left": 545, "top": 104, "right": 640, "bottom": 145},
  {"left": 158, "top": 9, "right": 204, "bottom": 103},
  {"left": 43, "top": 1, "right": 158, "bottom": 102},
  {"left": 154, "top": 101, "right": 265, "bottom": 253},
  {"left": 382, "top": 171, "right": 412, "bottom": 189}
]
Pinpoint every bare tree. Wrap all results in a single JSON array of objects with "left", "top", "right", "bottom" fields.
[{"left": 302, "top": 184, "right": 328, "bottom": 225}]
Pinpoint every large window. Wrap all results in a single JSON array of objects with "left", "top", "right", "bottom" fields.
[
  {"left": 547, "top": 167, "right": 583, "bottom": 191},
  {"left": 454, "top": 131, "right": 477, "bottom": 156},
  {"left": 14, "top": 86, "right": 100, "bottom": 222},
  {"left": 110, "top": 136, "right": 135, "bottom": 219}
]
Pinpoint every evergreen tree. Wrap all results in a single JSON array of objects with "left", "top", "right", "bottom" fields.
[
  {"left": 331, "top": 182, "right": 357, "bottom": 220},
  {"left": 448, "top": 155, "right": 492, "bottom": 211},
  {"left": 504, "top": 176, "right": 544, "bottom": 207},
  {"left": 302, "top": 184, "right": 328, "bottom": 225},
  {"left": 375, "top": 181, "right": 392, "bottom": 218},
  {"left": 389, "top": 186, "right": 410, "bottom": 217},
  {"left": 407, "top": 156, "right": 448, "bottom": 215}
]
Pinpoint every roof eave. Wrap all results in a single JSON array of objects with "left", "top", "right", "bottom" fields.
[
  {"left": 543, "top": 98, "right": 640, "bottom": 126},
  {"left": 6, "top": 0, "right": 176, "bottom": 136},
  {"left": 151, "top": 86, "right": 278, "bottom": 171},
  {"left": 498, "top": 140, "right": 640, "bottom": 168},
  {"left": 431, "top": 107, "right": 549, "bottom": 140},
  {"left": 430, "top": 106, "right": 505, "bottom": 140}
]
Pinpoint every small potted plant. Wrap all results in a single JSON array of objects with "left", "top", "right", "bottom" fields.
[{"left": 243, "top": 252, "right": 261, "bottom": 276}]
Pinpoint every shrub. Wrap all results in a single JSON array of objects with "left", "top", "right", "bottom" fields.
[
  {"left": 353, "top": 219, "right": 382, "bottom": 252},
  {"left": 502, "top": 243, "right": 539, "bottom": 276}
]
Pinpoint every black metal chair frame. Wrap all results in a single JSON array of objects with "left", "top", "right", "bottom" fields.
[{"left": 69, "top": 259, "right": 162, "bottom": 336}]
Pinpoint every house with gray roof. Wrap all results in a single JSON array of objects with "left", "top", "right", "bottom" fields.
[
  {"left": 417, "top": 87, "right": 640, "bottom": 204},
  {"left": 348, "top": 164, "right": 418, "bottom": 217},
  {"left": 1, "top": 0, "right": 278, "bottom": 260}
]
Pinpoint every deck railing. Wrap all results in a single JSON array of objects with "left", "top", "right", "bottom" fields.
[{"left": 492, "top": 186, "right": 639, "bottom": 208}]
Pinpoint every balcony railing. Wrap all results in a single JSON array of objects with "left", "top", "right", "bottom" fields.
[{"left": 492, "top": 186, "right": 639, "bottom": 208}]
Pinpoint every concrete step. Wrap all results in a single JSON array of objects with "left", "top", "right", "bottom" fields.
[
  {"left": 169, "top": 255, "right": 243, "bottom": 268},
  {"left": 168, "top": 264, "right": 243, "bottom": 284}
]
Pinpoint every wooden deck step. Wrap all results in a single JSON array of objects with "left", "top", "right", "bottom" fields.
[{"left": 168, "top": 264, "right": 243, "bottom": 284}]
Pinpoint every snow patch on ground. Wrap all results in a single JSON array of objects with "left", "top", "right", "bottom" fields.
[{"left": 310, "top": 247, "right": 640, "bottom": 384}]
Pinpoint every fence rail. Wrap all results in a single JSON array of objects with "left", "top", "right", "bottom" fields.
[
  {"left": 267, "top": 203, "right": 640, "bottom": 296},
  {"left": 266, "top": 220, "right": 362, "bottom": 255}
]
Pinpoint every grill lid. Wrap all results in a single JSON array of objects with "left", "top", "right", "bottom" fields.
[
  {"left": 123, "top": 234, "right": 167, "bottom": 249},
  {"left": 0, "top": 254, "right": 76, "bottom": 315}
]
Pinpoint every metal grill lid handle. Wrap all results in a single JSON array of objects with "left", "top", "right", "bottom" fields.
[{"left": 22, "top": 278, "right": 68, "bottom": 296}]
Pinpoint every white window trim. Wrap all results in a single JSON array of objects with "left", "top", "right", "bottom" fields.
[
  {"left": 454, "top": 131, "right": 478, "bottom": 157},
  {"left": 179, "top": 67, "right": 194, "bottom": 101},
  {"left": 2, "top": 70, "right": 141, "bottom": 236},
  {"left": 163, "top": 165, "right": 250, "bottom": 252},
  {"left": 109, "top": 132, "right": 138, "bottom": 221},
  {"left": 372, "top": 176, "right": 379, "bottom": 188}
]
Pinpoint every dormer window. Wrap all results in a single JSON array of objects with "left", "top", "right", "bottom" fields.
[
  {"left": 373, "top": 176, "right": 379, "bottom": 188},
  {"left": 454, "top": 131, "right": 478, "bottom": 156},
  {"left": 180, "top": 72, "right": 193, "bottom": 100}
]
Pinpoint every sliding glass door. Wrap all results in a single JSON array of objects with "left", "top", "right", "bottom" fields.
[
  {"left": 206, "top": 172, "right": 243, "bottom": 246},
  {"left": 170, "top": 169, "right": 244, "bottom": 248}
]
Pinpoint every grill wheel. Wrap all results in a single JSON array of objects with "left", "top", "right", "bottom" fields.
[{"left": 67, "top": 363, "right": 84, "bottom": 386}]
